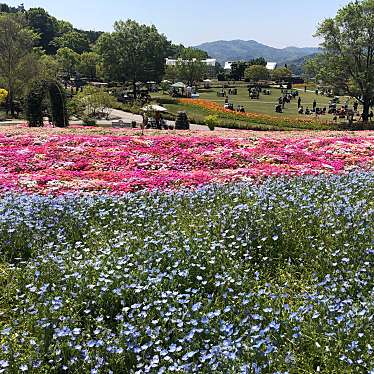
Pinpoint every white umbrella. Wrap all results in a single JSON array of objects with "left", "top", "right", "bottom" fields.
[{"left": 142, "top": 104, "right": 168, "bottom": 112}]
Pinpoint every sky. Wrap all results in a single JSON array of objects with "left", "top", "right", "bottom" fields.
[{"left": 5, "top": 0, "right": 351, "bottom": 48}]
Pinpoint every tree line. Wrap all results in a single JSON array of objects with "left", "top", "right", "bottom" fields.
[
  {"left": 0, "top": 0, "right": 373, "bottom": 122},
  {"left": 0, "top": 3, "right": 210, "bottom": 114}
]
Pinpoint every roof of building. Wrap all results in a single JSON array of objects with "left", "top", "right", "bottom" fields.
[
  {"left": 166, "top": 58, "right": 216, "bottom": 66},
  {"left": 266, "top": 62, "right": 278, "bottom": 70}
]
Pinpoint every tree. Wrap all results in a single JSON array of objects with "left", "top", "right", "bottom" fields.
[
  {"left": 0, "top": 13, "right": 37, "bottom": 115},
  {"left": 0, "top": 3, "right": 24, "bottom": 13},
  {"left": 178, "top": 46, "right": 208, "bottom": 60},
  {"left": 78, "top": 52, "right": 100, "bottom": 79},
  {"left": 272, "top": 67, "right": 292, "bottom": 82},
  {"left": 57, "top": 47, "right": 80, "bottom": 78},
  {"left": 248, "top": 57, "right": 267, "bottom": 67},
  {"left": 164, "top": 65, "right": 178, "bottom": 82},
  {"left": 57, "top": 20, "right": 74, "bottom": 34},
  {"left": 25, "top": 79, "right": 68, "bottom": 127},
  {"left": 230, "top": 62, "right": 248, "bottom": 81},
  {"left": 26, "top": 8, "right": 59, "bottom": 54},
  {"left": 96, "top": 20, "right": 171, "bottom": 98},
  {"left": 37, "top": 54, "right": 61, "bottom": 80},
  {"left": 52, "top": 30, "right": 90, "bottom": 54},
  {"left": 172, "top": 48, "right": 208, "bottom": 85},
  {"left": 308, "top": 0, "right": 374, "bottom": 122},
  {"left": 244, "top": 65, "right": 270, "bottom": 82},
  {"left": 69, "top": 86, "right": 116, "bottom": 119}
]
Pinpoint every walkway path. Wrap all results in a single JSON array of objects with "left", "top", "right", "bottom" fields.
[{"left": 107, "top": 108, "right": 227, "bottom": 131}]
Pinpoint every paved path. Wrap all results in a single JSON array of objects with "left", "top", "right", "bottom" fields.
[
  {"left": 0, "top": 109, "right": 229, "bottom": 131},
  {"left": 108, "top": 108, "right": 228, "bottom": 131}
]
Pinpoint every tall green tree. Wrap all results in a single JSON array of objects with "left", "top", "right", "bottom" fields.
[
  {"left": 78, "top": 52, "right": 100, "bottom": 79},
  {"left": 307, "top": 0, "right": 374, "bottom": 122},
  {"left": 173, "top": 48, "right": 208, "bottom": 85},
  {"left": 178, "top": 47, "right": 209, "bottom": 60},
  {"left": 26, "top": 8, "right": 59, "bottom": 54},
  {"left": 56, "top": 47, "right": 80, "bottom": 78},
  {"left": 96, "top": 19, "right": 171, "bottom": 97},
  {"left": 0, "top": 13, "right": 36, "bottom": 115},
  {"left": 244, "top": 65, "right": 270, "bottom": 82},
  {"left": 52, "top": 30, "right": 90, "bottom": 54},
  {"left": 230, "top": 62, "right": 248, "bottom": 81},
  {"left": 271, "top": 67, "right": 292, "bottom": 82}
]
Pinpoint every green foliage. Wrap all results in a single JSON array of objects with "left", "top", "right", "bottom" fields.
[
  {"left": 37, "top": 54, "right": 61, "bottom": 80},
  {"left": 310, "top": 0, "right": 374, "bottom": 122},
  {"left": 0, "top": 174, "right": 373, "bottom": 372},
  {"left": 178, "top": 46, "right": 209, "bottom": 60},
  {"left": 229, "top": 58, "right": 267, "bottom": 80},
  {"left": 173, "top": 48, "right": 208, "bottom": 85},
  {"left": 204, "top": 114, "right": 219, "bottom": 130},
  {"left": 78, "top": 51, "right": 100, "bottom": 79},
  {"left": 70, "top": 86, "right": 117, "bottom": 119},
  {"left": 271, "top": 67, "right": 293, "bottom": 81},
  {"left": 0, "top": 3, "right": 24, "bottom": 13},
  {"left": 0, "top": 13, "right": 38, "bottom": 115},
  {"left": 25, "top": 7, "right": 60, "bottom": 54},
  {"left": 56, "top": 47, "right": 80, "bottom": 78},
  {"left": 174, "top": 110, "right": 190, "bottom": 130},
  {"left": 244, "top": 64, "right": 270, "bottom": 82},
  {"left": 0, "top": 88, "right": 7, "bottom": 104},
  {"left": 25, "top": 79, "right": 68, "bottom": 127},
  {"left": 52, "top": 30, "right": 90, "bottom": 54},
  {"left": 96, "top": 20, "right": 171, "bottom": 89}
]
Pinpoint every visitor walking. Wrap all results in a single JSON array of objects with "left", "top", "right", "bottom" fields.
[
  {"left": 298, "top": 97, "right": 302, "bottom": 108},
  {"left": 313, "top": 100, "right": 317, "bottom": 111}
]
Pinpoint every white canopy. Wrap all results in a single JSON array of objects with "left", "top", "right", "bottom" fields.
[
  {"left": 142, "top": 104, "right": 168, "bottom": 112},
  {"left": 171, "top": 82, "right": 186, "bottom": 89}
]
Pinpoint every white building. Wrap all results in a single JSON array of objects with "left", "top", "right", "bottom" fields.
[
  {"left": 224, "top": 61, "right": 234, "bottom": 70},
  {"left": 165, "top": 58, "right": 216, "bottom": 67},
  {"left": 224, "top": 61, "right": 278, "bottom": 71},
  {"left": 266, "top": 62, "right": 278, "bottom": 71}
]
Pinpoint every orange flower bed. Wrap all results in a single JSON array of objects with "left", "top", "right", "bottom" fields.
[{"left": 178, "top": 98, "right": 332, "bottom": 129}]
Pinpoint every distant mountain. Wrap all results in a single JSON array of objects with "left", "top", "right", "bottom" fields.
[{"left": 194, "top": 40, "right": 321, "bottom": 64}]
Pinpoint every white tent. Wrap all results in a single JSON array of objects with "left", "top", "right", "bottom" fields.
[
  {"left": 203, "top": 79, "right": 212, "bottom": 88},
  {"left": 171, "top": 82, "right": 186, "bottom": 89},
  {"left": 141, "top": 104, "right": 168, "bottom": 112}
]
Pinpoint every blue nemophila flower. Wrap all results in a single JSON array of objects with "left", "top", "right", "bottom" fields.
[
  {"left": 1, "top": 173, "right": 373, "bottom": 372},
  {"left": 0, "top": 361, "right": 8, "bottom": 369}
]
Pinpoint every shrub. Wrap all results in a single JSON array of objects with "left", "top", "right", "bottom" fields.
[
  {"left": 205, "top": 114, "right": 219, "bottom": 131},
  {"left": 175, "top": 111, "right": 190, "bottom": 130}
]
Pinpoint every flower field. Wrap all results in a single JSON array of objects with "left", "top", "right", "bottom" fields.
[
  {"left": 1, "top": 173, "right": 373, "bottom": 373},
  {"left": 0, "top": 127, "right": 373, "bottom": 194},
  {"left": 0, "top": 127, "right": 373, "bottom": 373},
  {"left": 178, "top": 99, "right": 334, "bottom": 130}
]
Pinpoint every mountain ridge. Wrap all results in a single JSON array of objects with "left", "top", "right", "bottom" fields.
[{"left": 194, "top": 39, "right": 321, "bottom": 64}]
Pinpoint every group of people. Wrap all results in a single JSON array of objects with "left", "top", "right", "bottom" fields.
[
  {"left": 328, "top": 100, "right": 373, "bottom": 122},
  {"left": 223, "top": 96, "right": 246, "bottom": 112},
  {"left": 275, "top": 90, "right": 299, "bottom": 113}
]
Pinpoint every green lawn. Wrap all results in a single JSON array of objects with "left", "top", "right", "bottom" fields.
[
  {"left": 198, "top": 87, "right": 336, "bottom": 118},
  {"left": 152, "top": 81, "right": 364, "bottom": 130},
  {"left": 152, "top": 86, "right": 351, "bottom": 130}
]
